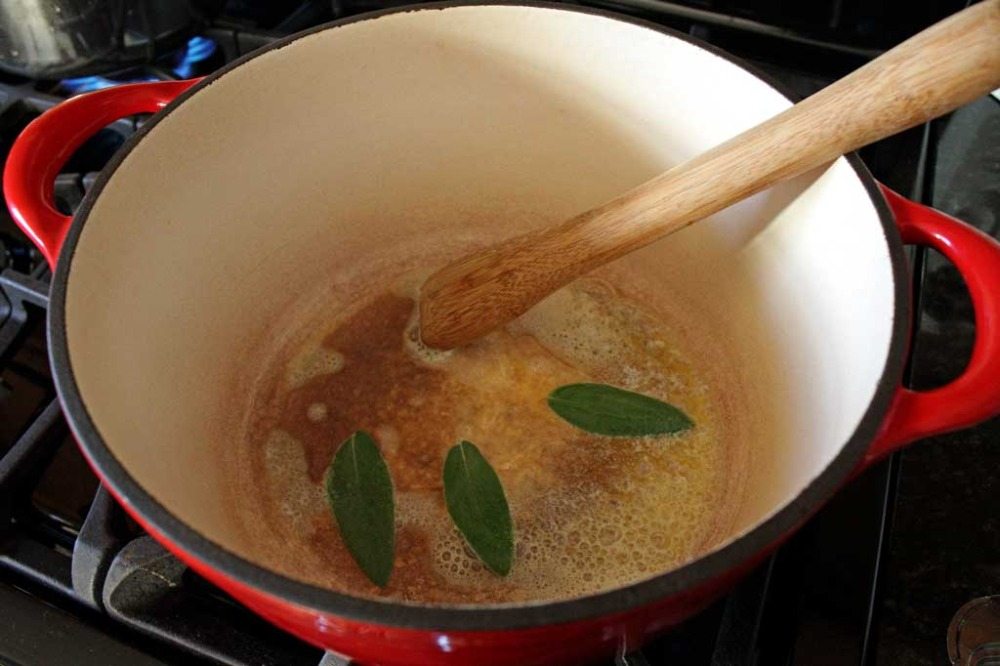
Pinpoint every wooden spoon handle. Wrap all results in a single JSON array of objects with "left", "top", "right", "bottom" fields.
[{"left": 420, "top": 0, "right": 1000, "bottom": 349}]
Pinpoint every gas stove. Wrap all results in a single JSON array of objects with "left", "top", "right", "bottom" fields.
[{"left": 1, "top": 1, "right": 998, "bottom": 664}]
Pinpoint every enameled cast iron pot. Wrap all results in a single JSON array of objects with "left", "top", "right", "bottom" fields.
[{"left": 5, "top": 4, "right": 1000, "bottom": 664}]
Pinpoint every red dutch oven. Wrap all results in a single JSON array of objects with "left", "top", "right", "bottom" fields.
[{"left": 5, "top": 3, "right": 1000, "bottom": 664}]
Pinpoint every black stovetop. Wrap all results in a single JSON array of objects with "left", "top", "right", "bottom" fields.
[{"left": 1, "top": 1, "right": 997, "bottom": 665}]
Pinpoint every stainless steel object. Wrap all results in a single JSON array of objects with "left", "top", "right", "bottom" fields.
[
  {"left": 949, "top": 596, "right": 1000, "bottom": 666},
  {"left": 0, "top": 0, "right": 213, "bottom": 79}
]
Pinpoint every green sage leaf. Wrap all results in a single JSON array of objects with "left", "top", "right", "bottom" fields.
[
  {"left": 325, "top": 431, "right": 395, "bottom": 587},
  {"left": 442, "top": 441, "right": 514, "bottom": 576},
  {"left": 548, "top": 383, "right": 694, "bottom": 437}
]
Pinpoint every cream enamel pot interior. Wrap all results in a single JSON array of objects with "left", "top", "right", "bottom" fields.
[{"left": 5, "top": 4, "right": 1000, "bottom": 665}]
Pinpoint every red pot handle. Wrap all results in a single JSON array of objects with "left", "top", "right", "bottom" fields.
[
  {"left": 864, "top": 185, "right": 1000, "bottom": 467},
  {"left": 3, "top": 79, "right": 200, "bottom": 267}
]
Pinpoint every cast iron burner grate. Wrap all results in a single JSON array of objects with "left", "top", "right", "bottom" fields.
[{"left": 1, "top": 1, "right": 997, "bottom": 665}]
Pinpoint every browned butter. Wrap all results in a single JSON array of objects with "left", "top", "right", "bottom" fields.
[{"left": 233, "top": 264, "right": 744, "bottom": 605}]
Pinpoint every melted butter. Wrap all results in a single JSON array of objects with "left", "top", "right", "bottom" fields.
[{"left": 235, "top": 273, "right": 738, "bottom": 605}]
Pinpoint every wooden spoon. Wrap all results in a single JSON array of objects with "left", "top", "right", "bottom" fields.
[{"left": 419, "top": 0, "right": 1000, "bottom": 349}]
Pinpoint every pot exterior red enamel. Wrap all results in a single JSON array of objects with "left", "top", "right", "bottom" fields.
[
  {"left": 5, "top": 5, "right": 1000, "bottom": 665},
  {"left": 117, "top": 489, "right": 767, "bottom": 665},
  {"left": 863, "top": 185, "right": 1000, "bottom": 465}
]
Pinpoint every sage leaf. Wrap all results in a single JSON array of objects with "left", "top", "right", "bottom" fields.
[
  {"left": 548, "top": 383, "right": 694, "bottom": 437},
  {"left": 443, "top": 441, "right": 514, "bottom": 576},
  {"left": 325, "top": 431, "right": 395, "bottom": 587}
]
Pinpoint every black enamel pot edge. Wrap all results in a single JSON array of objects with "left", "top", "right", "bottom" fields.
[{"left": 46, "top": 0, "right": 911, "bottom": 632}]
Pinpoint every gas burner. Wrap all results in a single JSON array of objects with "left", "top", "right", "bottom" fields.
[{"left": 60, "top": 36, "right": 219, "bottom": 95}]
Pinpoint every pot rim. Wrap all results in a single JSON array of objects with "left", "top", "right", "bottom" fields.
[{"left": 47, "top": 0, "right": 910, "bottom": 632}]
